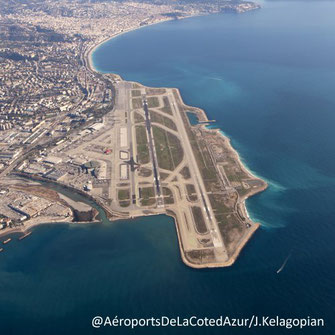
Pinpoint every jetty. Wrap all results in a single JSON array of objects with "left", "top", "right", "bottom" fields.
[{"left": 19, "top": 231, "right": 32, "bottom": 241}]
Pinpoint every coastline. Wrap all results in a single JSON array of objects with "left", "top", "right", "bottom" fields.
[
  {"left": 112, "top": 80, "right": 267, "bottom": 267},
  {"left": 2, "top": 2, "right": 335, "bottom": 332},
  {"left": 85, "top": 28, "right": 268, "bottom": 267},
  {"left": 171, "top": 88, "right": 267, "bottom": 267},
  {"left": 86, "top": 15, "right": 197, "bottom": 73},
  {"left": 0, "top": 218, "right": 103, "bottom": 241},
  {"left": 1, "top": 14, "right": 267, "bottom": 267},
  {"left": 0, "top": 217, "right": 72, "bottom": 240},
  {"left": 168, "top": 209, "right": 260, "bottom": 269}
]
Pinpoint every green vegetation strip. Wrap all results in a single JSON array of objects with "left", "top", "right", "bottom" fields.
[
  {"left": 163, "top": 187, "right": 174, "bottom": 204},
  {"left": 138, "top": 167, "right": 152, "bottom": 177},
  {"left": 191, "top": 206, "right": 208, "bottom": 234},
  {"left": 135, "top": 126, "right": 150, "bottom": 164},
  {"left": 180, "top": 166, "right": 191, "bottom": 179},
  {"left": 216, "top": 213, "right": 246, "bottom": 256},
  {"left": 208, "top": 194, "right": 231, "bottom": 214},
  {"left": 133, "top": 111, "right": 145, "bottom": 123},
  {"left": 149, "top": 110, "right": 177, "bottom": 131},
  {"left": 132, "top": 97, "right": 143, "bottom": 109},
  {"left": 146, "top": 88, "right": 166, "bottom": 95},
  {"left": 152, "top": 126, "right": 183, "bottom": 170},
  {"left": 159, "top": 96, "right": 173, "bottom": 115},
  {"left": 166, "top": 132, "right": 183, "bottom": 168},
  {"left": 147, "top": 97, "right": 160, "bottom": 108},
  {"left": 140, "top": 187, "right": 156, "bottom": 206},
  {"left": 131, "top": 90, "right": 141, "bottom": 97},
  {"left": 152, "top": 126, "right": 174, "bottom": 171},
  {"left": 186, "top": 184, "right": 197, "bottom": 202},
  {"left": 179, "top": 106, "right": 218, "bottom": 189},
  {"left": 118, "top": 189, "right": 130, "bottom": 201},
  {"left": 119, "top": 201, "right": 130, "bottom": 208}
]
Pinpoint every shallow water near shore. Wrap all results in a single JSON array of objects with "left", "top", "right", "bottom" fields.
[{"left": 2, "top": 1, "right": 335, "bottom": 334}]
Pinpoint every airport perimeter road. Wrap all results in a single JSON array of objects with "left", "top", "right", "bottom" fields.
[{"left": 168, "top": 93, "right": 228, "bottom": 260}]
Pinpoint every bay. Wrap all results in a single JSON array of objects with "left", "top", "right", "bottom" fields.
[{"left": 1, "top": 1, "right": 335, "bottom": 334}]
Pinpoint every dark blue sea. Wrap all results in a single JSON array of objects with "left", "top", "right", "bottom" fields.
[{"left": 1, "top": 1, "right": 335, "bottom": 334}]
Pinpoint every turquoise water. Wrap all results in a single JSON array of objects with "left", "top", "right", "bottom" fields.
[{"left": 2, "top": 1, "right": 335, "bottom": 334}]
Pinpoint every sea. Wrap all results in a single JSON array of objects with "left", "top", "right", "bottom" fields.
[{"left": 1, "top": 1, "right": 335, "bottom": 334}]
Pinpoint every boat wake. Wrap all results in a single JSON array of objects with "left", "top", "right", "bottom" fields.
[
  {"left": 277, "top": 252, "right": 292, "bottom": 274},
  {"left": 208, "top": 77, "right": 222, "bottom": 81}
]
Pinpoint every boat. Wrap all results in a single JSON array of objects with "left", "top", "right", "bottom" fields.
[
  {"left": 19, "top": 231, "right": 32, "bottom": 241},
  {"left": 0, "top": 248, "right": 3, "bottom": 252},
  {"left": 3, "top": 238, "right": 11, "bottom": 244}
]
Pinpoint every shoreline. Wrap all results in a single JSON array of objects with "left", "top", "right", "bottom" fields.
[
  {"left": 84, "top": 23, "right": 269, "bottom": 266},
  {"left": 86, "top": 5, "right": 262, "bottom": 74},
  {"left": 86, "top": 15, "right": 199, "bottom": 73},
  {"left": 117, "top": 81, "right": 267, "bottom": 267},
  {"left": 1, "top": 13, "right": 267, "bottom": 267},
  {"left": 0, "top": 219, "right": 104, "bottom": 240},
  {"left": 0, "top": 218, "right": 71, "bottom": 240},
  {"left": 168, "top": 209, "right": 260, "bottom": 269},
  {"left": 171, "top": 88, "right": 267, "bottom": 267}
]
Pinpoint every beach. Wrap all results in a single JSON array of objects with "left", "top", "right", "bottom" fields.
[{"left": 86, "top": 17, "right": 178, "bottom": 73}]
